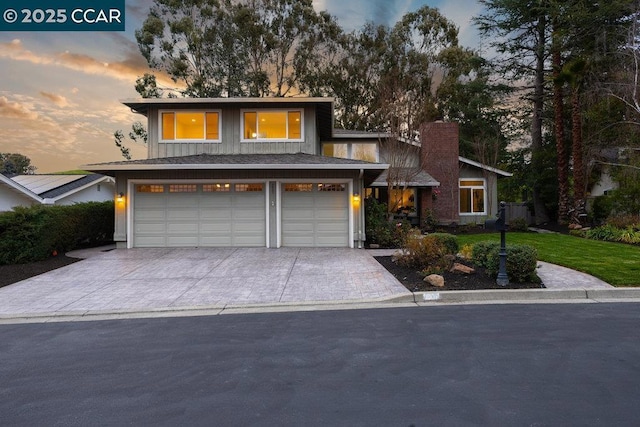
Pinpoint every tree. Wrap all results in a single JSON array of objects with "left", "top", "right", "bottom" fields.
[
  {"left": 0, "top": 153, "right": 36, "bottom": 176},
  {"left": 476, "top": 0, "right": 552, "bottom": 224},
  {"left": 136, "top": 0, "right": 342, "bottom": 97}
]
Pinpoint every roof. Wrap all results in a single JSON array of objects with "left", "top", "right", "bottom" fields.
[
  {"left": 371, "top": 168, "right": 440, "bottom": 187},
  {"left": 7, "top": 174, "right": 114, "bottom": 203},
  {"left": 83, "top": 153, "right": 388, "bottom": 171},
  {"left": 459, "top": 157, "right": 513, "bottom": 177},
  {"left": 0, "top": 173, "right": 42, "bottom": 203},
  {"left": 331, "top": 128, "right": 391, "bottom": 139}
]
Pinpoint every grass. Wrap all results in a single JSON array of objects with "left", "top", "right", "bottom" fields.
[{"left": 456, "top": 232, "right": 640, "bottom": 287}]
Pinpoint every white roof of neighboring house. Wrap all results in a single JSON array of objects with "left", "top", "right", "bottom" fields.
[
  {"left": 12, "top": 174, "right": 86, "bottom": 195},
  {"left": 0, "top": 173, "right": 42, "bottom": 203},
  {"left": 459, "top": 157, "right": 513, "bottom": 177},
  {"left": 1, "top": 174, "right": 114, "bottom": 205}
]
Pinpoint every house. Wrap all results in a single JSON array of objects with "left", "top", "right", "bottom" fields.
[
  {"left": 83, "top": 97, "right": 510, "bottom": 249},
  {"left": 84, "top": 98, "right": 388, "bottom": 249},
  {"left": 0, "top": 173, "right": 115, "bottom": 212}
]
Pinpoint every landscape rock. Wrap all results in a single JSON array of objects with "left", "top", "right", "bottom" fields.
[
  {"left": 424, "top": 274, "right": 445, "bottom": 287},
  {"left": 451, "top": 263, "right": 475, "bottom": 275}
]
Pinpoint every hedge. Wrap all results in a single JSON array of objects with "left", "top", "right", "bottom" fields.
[{"left": 0, "top": 201, "right": 114, "bottom": 265}]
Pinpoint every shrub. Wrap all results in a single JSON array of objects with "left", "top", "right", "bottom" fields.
[
  {"left": 606, "top": 214, "right": 640, "bottom": 230},
  {"left": 585, "top": 224, "right": 623, "bottom": 242},
  {"left": 508, "top": 217, "right": 528, "bottom": 232},
  {"left": 471, "top": 240, "right": 538, "bottom": 283},
  {"left": 471, "top": 241, "right": 500, "bottom": 269},
  {"left": 426, "top": 232, "right": 459, "bottom": 255},
  {"left": 393, "top": 229, "right": 457, "bottom": 273},
  {"left": 365, "top": 197, "right": 412, "bottom": 248},
  {"left": 0, "top": 201, "right": 114, "bottom": 265},
  {"left": 459, "top": 244, "right": 474, "bottom": 260}
]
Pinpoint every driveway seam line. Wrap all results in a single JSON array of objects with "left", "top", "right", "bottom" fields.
[{"left": 278, "top": 248, "right": 300, "bottom": 302}]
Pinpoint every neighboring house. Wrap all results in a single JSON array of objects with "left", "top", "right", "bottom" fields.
[
  {"left": 83, "top": 97, "right": 510, "bottom": 249},
  {"left": 0, "top": 173, "right": 115, "bottom": 212}
]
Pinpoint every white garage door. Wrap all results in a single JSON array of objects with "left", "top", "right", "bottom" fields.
[
  {"left": 281, "top": 183, "right": 349, "bottom": 247},
  {"left": 133, "top": 183, "right": 265, "bottom": 247}
]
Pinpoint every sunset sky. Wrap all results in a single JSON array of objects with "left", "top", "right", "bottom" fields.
[{"left": 0, "top": 0, "right": 483, "bottom": 173}]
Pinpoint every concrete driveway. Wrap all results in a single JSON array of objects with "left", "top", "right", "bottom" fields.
[{"left": 0, "top": 248, "right": 410, "bottom": 317}]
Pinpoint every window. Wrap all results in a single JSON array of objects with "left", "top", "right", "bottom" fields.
[
  {"left": 137, "top": 185, "right": 164, "bottom": 193},
  {"left": 242, "top": 110, "right": 302, "bottom": 141},
  {"left": 318, "top": 183, "right": 346, "bottom": 192},
  {"left": 459, "top": 179, "right": 486, "bottom": 214},
  {"left": 235, "top": 183, "right": 264, "bottom": 192},
  {"left": 285, "top": 184, "right": 313, "bottom": 192},
  {"left": 161, "top": 111, "right": 220, "bottom": 142},
  {"left": 169, "top": 184, "right": 197, "bottom": 193},
  {"left": 203, "top": 183, "right": 230, "bottom": 192},
  {"left": 322, "top": 143, "right": 378, "bottom": 162}
]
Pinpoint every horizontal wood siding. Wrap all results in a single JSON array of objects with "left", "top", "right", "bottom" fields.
[{"left": 147, "top": 104, "right": 317, "bottom": 158}]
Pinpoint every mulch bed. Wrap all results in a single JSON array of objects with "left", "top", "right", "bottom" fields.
[
  {"left": 0, "top": 255, "right": 81, "bottom": 289},
  {"left": 375, "top": 256, "right": 544, "bottom": 292}
]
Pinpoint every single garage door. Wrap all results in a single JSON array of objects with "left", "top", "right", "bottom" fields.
[
  {"left": 281, "top": 183, "right": 349, "bottom": 247},
  {"left": 134, "top": 183, "right": 266, "bottom": 247}
]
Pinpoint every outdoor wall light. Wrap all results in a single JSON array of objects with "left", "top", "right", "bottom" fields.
[
  {"left": 116, "top": 192, "right": 125, "bottom": 203},
  {"left": 352, "top": 193, "right": 361, "bottom": 203}
]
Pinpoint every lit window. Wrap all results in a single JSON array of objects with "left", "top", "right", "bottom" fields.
[
  {"left": 285, "top": 184, "right": 313, "bottom": 192},
  {"left": 323, "top": 143, "right": 348, "bottom": 159},
  {"left": 318, "top": 184, "right": 346, "bottom": 192},
  {"left": 242, "top": 110, "right": 303, "bottom": 140},
  {"left": 322, "top": 143, "right": 378, "bottom": 162},
  {"left": 169, "top": 184, "right": 197, "bottom": 193},
  {"left": 161, "top": 111, "right": 220, "bottom": 141},
  {"left": 459, "top": 179, "right": 486, "bottom": 214},
  {"left": 203, "top": 183, "right": 230, "bottom": 192},
  {"left": 235, "top": 183, "right": 264, "bottom": 192},
  {"left": 137, "top": 185, "right": 164, "bottom": 193}
]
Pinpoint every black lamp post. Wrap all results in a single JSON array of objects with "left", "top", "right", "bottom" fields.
[
  {"left": 485, "top": 201, "right": 509, "bottom": 286},
  {"left": 496, "top": 201, "right": 509, "bottom": 286}
]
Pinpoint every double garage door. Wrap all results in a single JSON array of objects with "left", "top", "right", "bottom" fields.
[{"left": 133, "top": 182, "right": 349, "bottom": 248}]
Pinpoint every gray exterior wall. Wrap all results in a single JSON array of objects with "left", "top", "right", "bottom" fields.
[
  {"left": 145, "top": 105, "right": 318, "bottom": 159},
  {"left": 459, "top": 164, "right": 499, "bottom": 225}
]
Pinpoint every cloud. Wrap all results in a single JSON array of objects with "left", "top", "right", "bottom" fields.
[
  {"left": 0, "top": 38, "right": 175, "bottom": 89},
  {"left": 40, "top": 92, "right": 70, "bottom": 107},
  {"left": 0, "top": 96, "right": 38, "bottom": 120}
]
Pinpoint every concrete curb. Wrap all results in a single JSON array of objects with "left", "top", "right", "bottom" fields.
[{"left": 2, "top": 288, "right": 640, "bottom": 324}]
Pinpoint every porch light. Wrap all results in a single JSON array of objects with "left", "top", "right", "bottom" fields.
[
  {"left": 352, "top": 193, "right": 361, "bottom": 205},
  {"left": 116, "top": 192, "right": 125, "bottom": 203}
]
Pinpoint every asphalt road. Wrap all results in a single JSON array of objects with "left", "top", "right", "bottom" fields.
[{"left": 1, "top": 304, "right": 640, "bottom": 426}]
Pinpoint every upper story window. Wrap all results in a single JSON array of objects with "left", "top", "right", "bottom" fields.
[
  {"left": 161, "top": 111, "right": 220, "bottom": 142},
  {"left": 459, "top": 179, "right": 486, "bottom": 215},
  {"left": 323, "top": 143, "right": 378, "bottom": 162},
  {"left": 242, "top": 110, "right": 302, "bottom": 141}
]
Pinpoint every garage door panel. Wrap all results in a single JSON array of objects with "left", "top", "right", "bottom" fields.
[
  {"left": 166, "top": 222, "right": 198, "bottom": 233},
  {"left": 166, "top": 210, "right": 198, "bottom": 220},
  {"left": 134, "top": 183, "right": 265, "bottom": 248},
  {"left": 135, "top": 209, "right": 165, "bottom": 221},
  {"left": 281, "top": 185, "right": 349, "bottom": 247}
]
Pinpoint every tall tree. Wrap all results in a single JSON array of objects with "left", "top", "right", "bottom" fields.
[
  {"left": 136, "top": 0, "right": 342, "bottom": 97},
  {"left": 476, "top": 0, "right": 552, "bottom": 224}
]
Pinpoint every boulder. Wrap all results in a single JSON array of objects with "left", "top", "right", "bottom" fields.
[
  {"left": 424, "top": 274, "right": 445, "bottom": 288},
  {"left": 451, "top": 263, "right": 475, "bottom": 275}
]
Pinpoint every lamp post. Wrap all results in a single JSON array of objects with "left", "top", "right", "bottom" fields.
[{"left": 496, "top": 201, "right": 509, "bottom": 286}]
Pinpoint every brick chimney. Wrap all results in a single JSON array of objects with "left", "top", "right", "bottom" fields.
[{"left": 420, "top": 122, "right": 460, "bottom": 224}]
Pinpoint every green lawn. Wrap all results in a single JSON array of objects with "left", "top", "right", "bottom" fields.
[{"left": 456, "top": 232, "right": 640, "bottom": 287}]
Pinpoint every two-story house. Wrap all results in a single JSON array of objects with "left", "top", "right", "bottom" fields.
[
  {"left": 84, "top": 97, "right": 511, "bottom": 249},
  {"left": 84, "top": 97, "right": 387, "bottom": 249}
]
